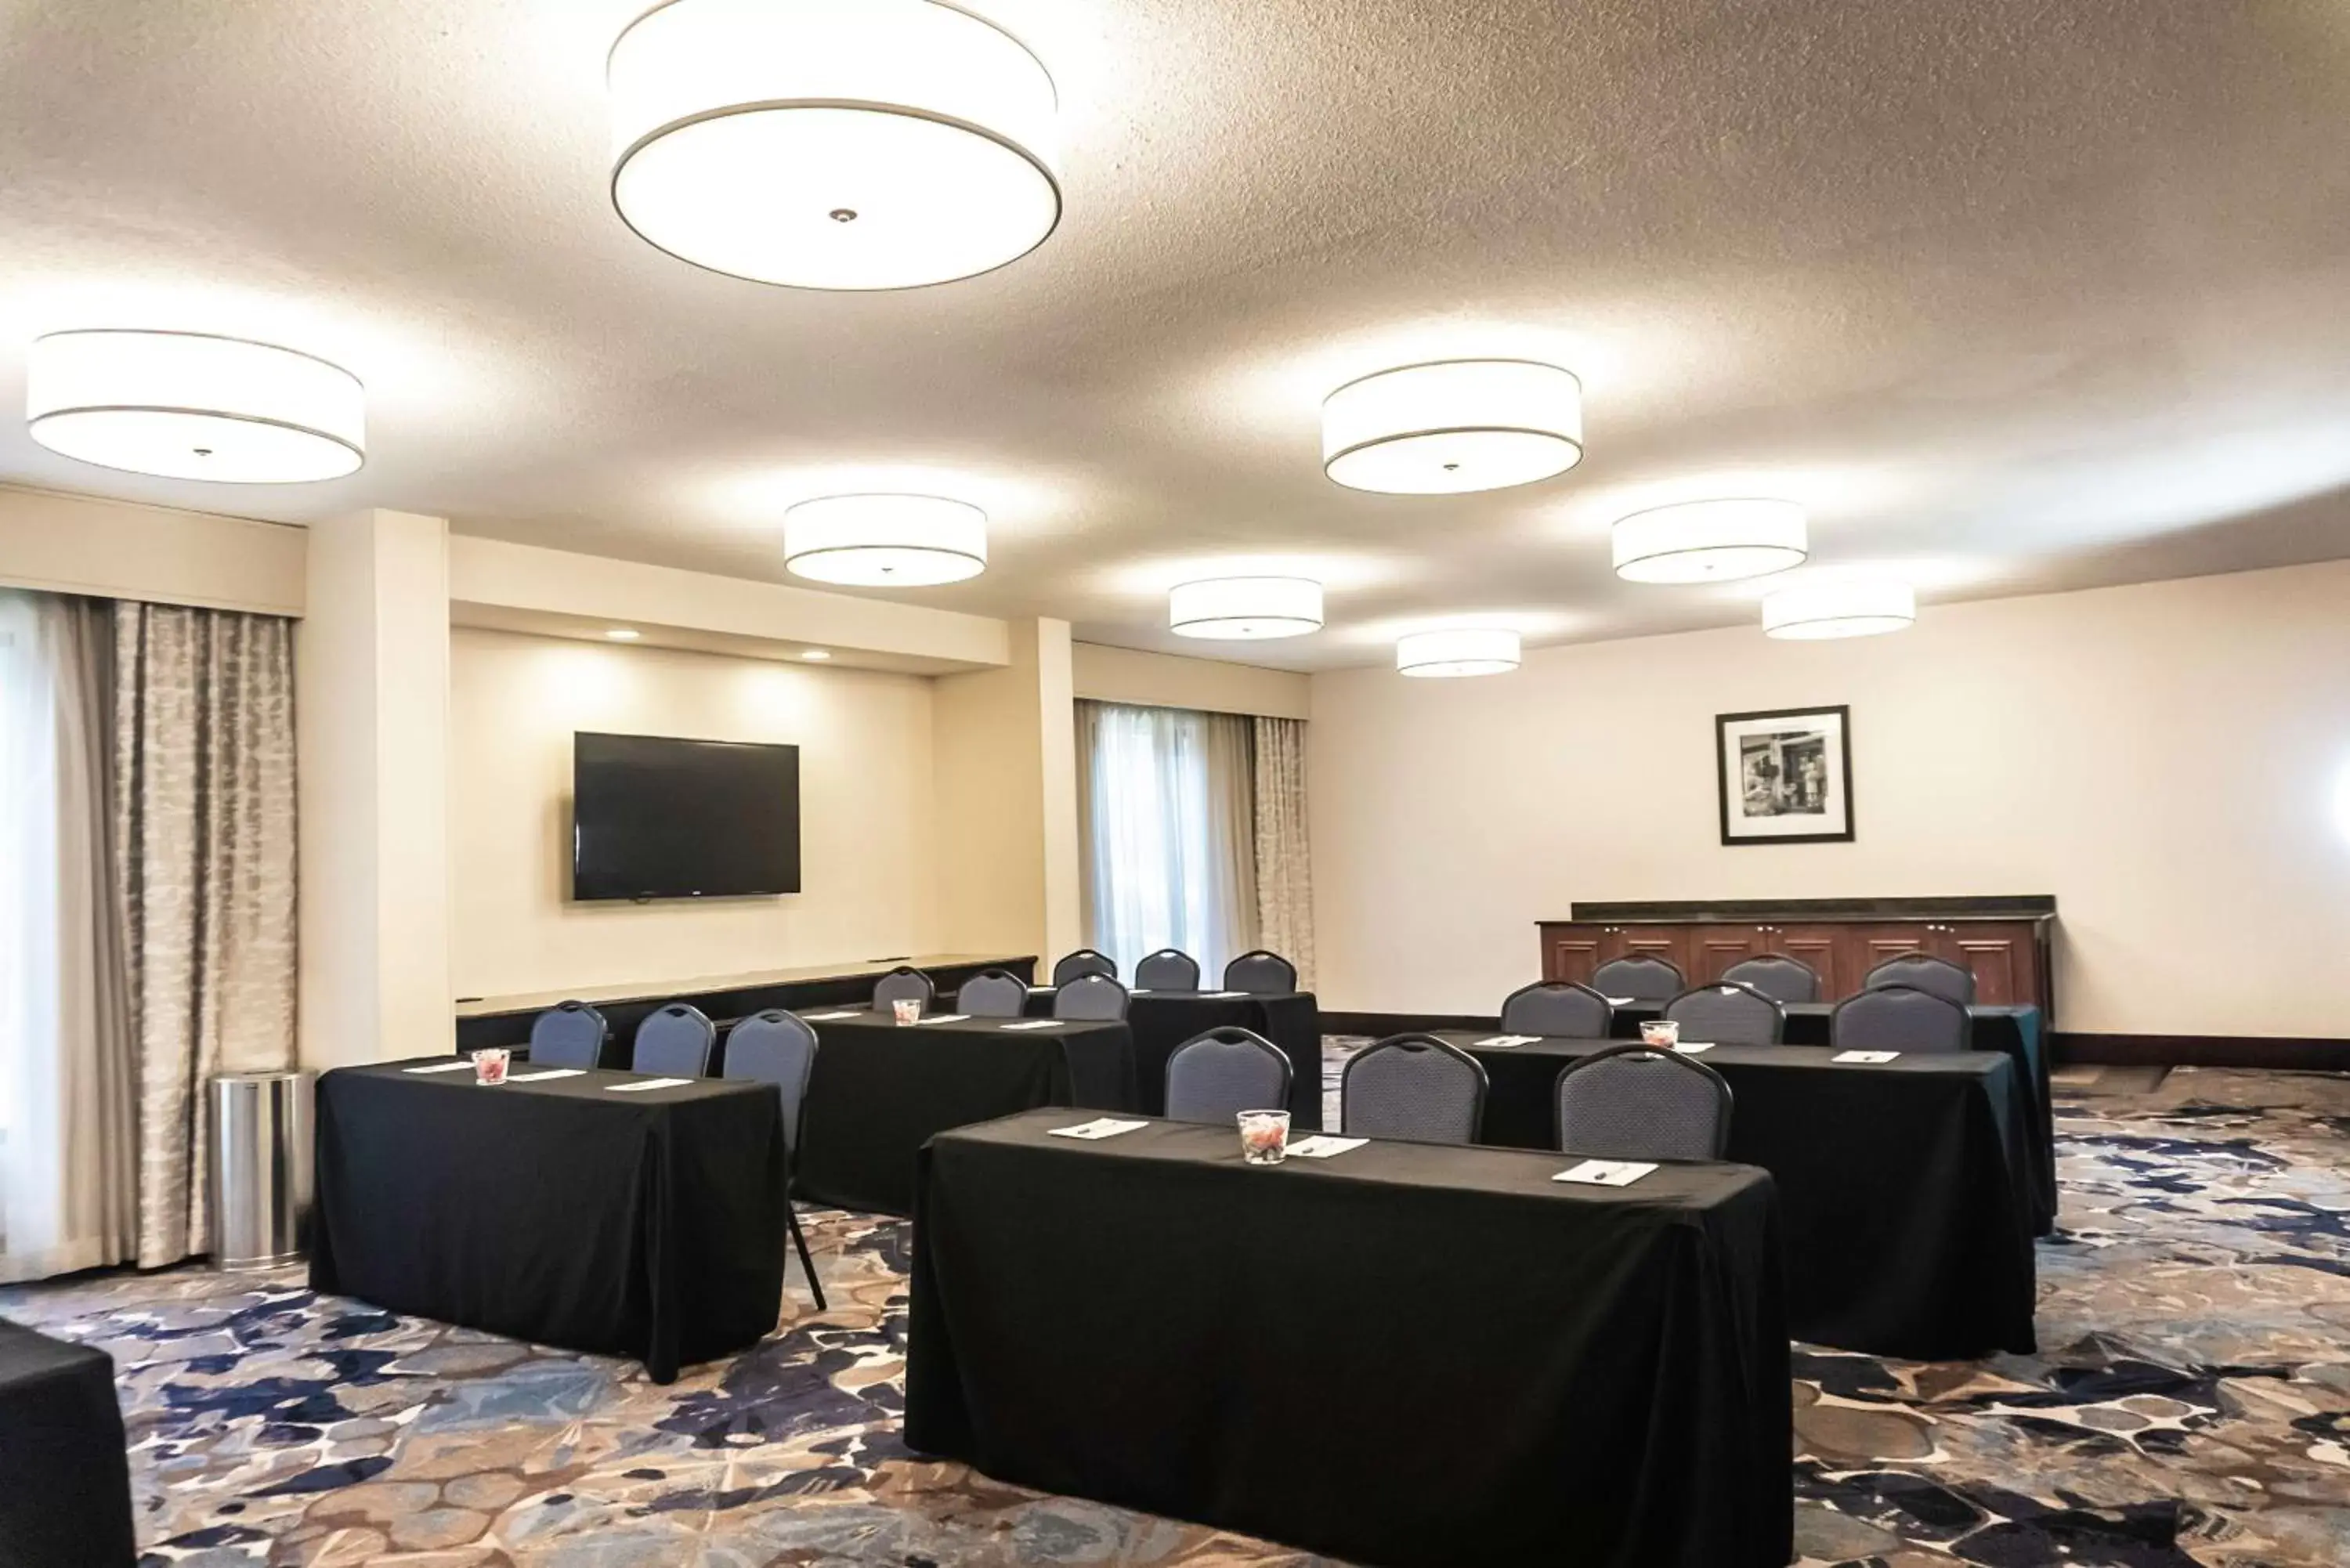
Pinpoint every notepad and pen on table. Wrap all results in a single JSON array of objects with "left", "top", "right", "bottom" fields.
[
  {"left": 998, "top": 1019, "right": 1065, "bottom": 1031},
  {"left": 1283, "top": 1135, "right": 1367, "bottom": 1160},
  {"left": 1832, "top": 1050, "right": 1901, "bottom": 1064},
  {"left": 1554, "top": 1159, "right": 1658, "bottom": 1187},
  {"left": 1473, "top": 1034, "right": 1543, "bottom": 1049},
  {"left": 403, "top": 1060, "right": 475, "bottom": 1075},
  {"left": 606, "top": 1077, "right": 693, "bottom": 1093},
  {"left": 506, "top": 1068, "right": 585, "bottom": 1083},
  {"left": 801, "top": 1010, "right": 865, "bottom": 1021},
  {"left": 1048, "top": 1118, "right": 1148, "bottom": 1140}
]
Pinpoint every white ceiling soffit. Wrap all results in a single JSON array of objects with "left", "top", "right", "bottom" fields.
[{"left": 2, "top": 2, "right": 2349, "bottom": 670}]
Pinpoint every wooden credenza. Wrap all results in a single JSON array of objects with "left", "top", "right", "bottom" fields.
[{"left": 1538, "top": 898, "right": 2056, "bottom": 1018}]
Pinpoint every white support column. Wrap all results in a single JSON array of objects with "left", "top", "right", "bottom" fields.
[{"left": 1034, "top": 617, "right": 1082, "bottom": 962}]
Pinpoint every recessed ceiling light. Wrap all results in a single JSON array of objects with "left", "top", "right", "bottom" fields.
[
  {"left": 1397, "top": 627, "right": 1521, "bottom": 677},
  {"left": 26, "top": 329, "right": 364, "bottom": 483},
  {"left": 1762, "top": 580, "right": 1918, "bottom": 639},
  {"left": 801, "top": 649, "right": 832, "bottom": 661},
  {"left": 783, "top": 494, "right": 987, "bottom": 586},
  {"left": 1168, "top": 577, "right": 1324, "bottom": 641},
  {"left": 608, "top": 0, "right": 1061, "bottom": 290},
  {"left": 1321, "top": 359, "right": 1582, "bottom": 494},
  {"left": 605, "top": 628, "right": 641, "bottom": 641},
  {"left": 1613, "top": 499, "right": 1809, "bottom": 584}
]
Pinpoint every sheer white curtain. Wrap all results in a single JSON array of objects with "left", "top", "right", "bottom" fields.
[{"left": 1076, "top": 701, "right": 1258, "bottom": 979}]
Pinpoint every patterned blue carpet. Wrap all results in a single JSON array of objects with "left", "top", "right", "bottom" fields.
[{"left": 5, "top": 1064, "right": 2348, "bottom": 1566}]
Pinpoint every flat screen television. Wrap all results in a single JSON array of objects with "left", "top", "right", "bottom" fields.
[{"left": 571, "top": 732, "right": 801, "bottom": 901}]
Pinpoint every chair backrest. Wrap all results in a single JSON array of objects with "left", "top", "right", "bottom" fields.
[
  {"left": 1555, "top": 1045, "right": 1734, "bottom": 1161},
  {"left": 1340, "top": 1034, "right": 1489, "bottom": 1145},
  {"left": 1054, "top": 973, "right": 1130, "bottom": 1021},
  {"left": 956, "top": 969, "right": 1029, "bottom": 1018},
  {"left": 1590, "top": 954, "right": 1685, "bottom": 1002},
  {"left": 1832, "top": 984, "right": 1971, "bottom": 1053},
  {"left": 527, "top": 1000, "right": 607, "bottom": 1070},
  {"left": 1499, "top": 981, "right": 1612, "bottom": 1039},
  {"left": 1720, "top": 953, "right": 1820, "bottom": 1005},
  {"left": 1134, "top": 948, "right": 1202, "bottom": 991},
  {"left": 1864, "top": 952, "right": 1976, "bottom": 1006},
  {"left": 631, "top": 1003, "right": 715, "bottom": 1077},
  {"left": 1222, "top": 949, "right": 1297, "bottom": 995},
  {"left": 872, "top": 966, "right": 935, "bottom": 1013},
  {"left": 1051, "top": 948, "right": 1119, "bottom": 986},
  {"left": 1661, "top": 981, "right": 1784, "bottom": 1046},
  {"left": 722, "top": 1010, "right": 819, "bottom": 1156},
  {"left": 1164, "top": 1028, "right": 1293, "bottom": 1125}
]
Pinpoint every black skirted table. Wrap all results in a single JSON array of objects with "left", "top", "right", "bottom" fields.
[
  {"left": 1025, "top": 988, "right": 1322, "bottom": 1130},
  {"left": 311, "top": 1061, "right": 786, "bottom": 1383},
  {"left": 794, "top": 1010, "right": 1137, "bottom": 1216},
  {"left": 0, "top": 1317, "right": 137, "bottom": 1568},
  {"left": 907, "top": 1110, "right": 1791, "bottom": 1568},
  {"left": 1445, "top": 1031, "right": 2038, "bottom": 1360}
]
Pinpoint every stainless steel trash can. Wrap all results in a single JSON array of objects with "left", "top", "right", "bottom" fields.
[{"left": 208, "top": 1070, "right": 312, "bottom": 1271}]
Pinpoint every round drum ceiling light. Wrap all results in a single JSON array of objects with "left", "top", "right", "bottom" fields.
[
  {"left": 1321, "top": 359, "right": 1583, "bottom": 495},
  {"left": 26, "top": 330, "right": 365, "bottom": 482},
  {"left": 1762, "top": 580, "right": 1917, "bottom": 640},
  {"left": 1612, "top": 499, "right": 1808, "bottom": 584},
  {"left": 1396, "top": 627, "right": 1521, "bottom": 678},
  {"left": 782, "top": 493, "right": 988, "bottom": 585},
  {"left": 609, "top": 0, "right": 1061, "bottom": 290},
  {"left": 1168, "top": 577, "right": 1324, "bottom": 641}
]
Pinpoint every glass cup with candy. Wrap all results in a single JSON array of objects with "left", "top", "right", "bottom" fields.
[
  {"left": 1238, "top": 1109, "right": 1292, "bottom": 1165},
  {"left": 471, "top": 1048, "right": 512, "bottom": 1086}
]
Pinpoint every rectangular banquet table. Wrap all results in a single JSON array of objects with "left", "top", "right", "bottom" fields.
[
  {"left": 793, "top": 1010, "right": 1137, "bottom": 1216},
  {"left": 311, "top": 1060, "right": 786, "bottom": 1382},
  {"left": 1443, "top": 1031, "right": 2038, "bottom": 1360},
  {"left": 906, "top": 1110, "right": 1791, "bottom": 1568},
  {"left": 0, "top": 1317, "right": 137, "bottom": 1568},
  {"left": 1025, "top": 987, "right": 1322, "bottom": 1130}
]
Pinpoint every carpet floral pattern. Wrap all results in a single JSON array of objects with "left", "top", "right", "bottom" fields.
[{"left": 5, "top": 1066, "right": 2347, "bottom": 1566}]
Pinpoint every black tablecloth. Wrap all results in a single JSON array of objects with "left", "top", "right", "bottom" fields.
[
  {"left": 0, "top": 1318, "right": 136, "bottom": 1568},
  {"left": 1025, "top": 988, "right": 1323, "bottom": 1130},
  {"left": 1452, "top": 1031, "right": 2037, "bottom": 1360},
  {"left": 311, "top": 1061, "right": 786, "bottom": 1382},
  {"left": 794, "top": 1011, "right": 1137, "bottom": 1216},
  {"left": 906, "top": 1110, "right": 1791, "bottom": 1568}
]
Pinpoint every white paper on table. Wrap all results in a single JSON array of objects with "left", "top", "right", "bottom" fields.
[
  {"left": 1285, "top": 1135, "right": 1368, "bottom": 1160},
  {"left": 1554, "top": 1159, "right": 1659, "bottom": 1187},
  {"left": 921, "top": 1014, "right": 970, "bottom": 1024},
  {"left": 801, "top": 1010, "right": 866, "bottom": 1021},
  {"left": 1832, "top": 1050, "right": 1900, "bottom": 1064},
  {"left": 1604, "top": 996, "right": 1637, "bottom": 1006},
  {"left": 1673, "top": 1042, "right": 1716, "bottom": 1055},
  {"left": 1200, "top": 990, "right": 1248, "bottom": 999},
  {"left": 1473, "top": 1035, "right": 1543, "bottom": 1049},
  {"left": 1128, "top": 988, "right": 1154, "bottom": 995},
  {"left": 997, "top": 1019, "right": 1065, "bottom": 1031},
  {"left": 1048, "top": 1117, "right": 1148, "bottom": 1140},
  {"left": 403, "top": 1060, "right": 475, "bottom": 1075},
  {"left": 606, "top": 1077, "right": 693, "bottom": 1093},
  {"left": 505, "top": 1068, "right": 585, "bottom": 1082}
]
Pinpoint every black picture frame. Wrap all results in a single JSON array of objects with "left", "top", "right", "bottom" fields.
[{"left": 1715, "top": 705, "right": 1854, "bottom": 846}]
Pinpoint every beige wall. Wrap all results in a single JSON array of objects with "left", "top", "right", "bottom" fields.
[
  {"left": 0, "top": 484, "right": 304, "bottom": 615},
  {"left": 1073, "top": 641, "right": 1311, "bottom": 720},
  {"left": 931, "top": 619, "right": 1079, "bottom": 960},
  {"left": 446, "top": 627, "right": 942, "bottom": 999},
  {"left": 1309, "top": 560, "right": 2350, "bottom": 1038}
]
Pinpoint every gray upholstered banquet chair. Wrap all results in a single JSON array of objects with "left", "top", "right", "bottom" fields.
[
  {"left": 527, "top": 999, "right": 607, "bottom": 1070},
  {"left": 1222, "top": 949, "right": 1297, "bottom": 995},
  {"left": 956, "top": 970, "right": 1029, "bottom": 1019},
  {"left": 1832, "top": 983, "right": 1971, "bottom": 1054},
  {"left": 1340, "top": 1034, "right": 1489, "bottom": 1145},
  {"left": 872, "top": 966, "right": 935, "bottom": 1014},
  {"left": 1135, "top": 948, "right": 1202, "bottom": 991},
  {"left": 1054, "top": 973, "right": 1130, "bottom": 1021},
  {"left": 1661, "top": 981, "right": 1784, "bottom": 1046},
  {"left": 1720, "top": 953, "right": 1820, "bottom": 1005},
  {"left": 1554, "top": 1045, "right": 1734, "bottom": 1161},
  {"left": 1164, "top": 1028, "right": 1294, "bottom": 1125},
  {"left": 631, "top": 1003, "right": 716, "bottom": 1077},
  {"left": 1499, "top": 980, "right": 1613, "bottom": 1039},
  {"left": 1864, "top": 952, "right": 1976, "bottom": 1006},
  {"left": 1051, "top": 948, "right": 1119, "bottom": 986},
  {"left": 1590, "top": 954, "right": 1685, "bottom": 1003},
  {"left": 721, "top": 1010, "right": 826, "bottom": 1310}
]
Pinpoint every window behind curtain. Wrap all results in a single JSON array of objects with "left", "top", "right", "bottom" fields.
[{"left": 1075, "top": 701, "right": 1259, "bottom": 980}]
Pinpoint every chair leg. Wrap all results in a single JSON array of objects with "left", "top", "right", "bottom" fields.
[{"left": 785, "top": 1199, "right": 826, "bottom": 1313}]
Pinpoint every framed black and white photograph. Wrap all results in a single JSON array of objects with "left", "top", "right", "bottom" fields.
[{"left": 1716, "top": 705, "right": 1853, "bottom": 845}]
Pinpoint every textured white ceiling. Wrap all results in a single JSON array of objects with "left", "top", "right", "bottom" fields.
[{"left": 2, "top": 0, "right": 2348, "bottom": 669}]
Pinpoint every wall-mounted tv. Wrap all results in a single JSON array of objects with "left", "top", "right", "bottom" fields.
[{"left": 572, "top": 732, "right": 801, "bottom": 901}]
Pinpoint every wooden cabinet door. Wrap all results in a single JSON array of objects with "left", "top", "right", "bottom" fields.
[
  {"left": 1543, "top": 925, "right": 1607, "bottom": 987},
  {"left": 1770, "top": 926, "right": 1847, "bottom": 997},
  {"left": 1943, "top": 923, "right": 2035, "bottom": 1007},
  {"left": 1691, "top": 924, "right": 1767, "bottom": 984},
  {"left": 1613, "top": 926, "right": 1691, "bottom": 981}
]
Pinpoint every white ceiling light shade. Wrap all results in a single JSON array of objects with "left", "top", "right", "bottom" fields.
[
  {"left": 782, "top": 493, "right": 988, "bottom": 585},
  {"left": 1396, "top": 627, "right": 1521, "bottom": 677},
  {"left": 1762, "top": 580, "right": 1918, "bottom": 639},
  {"left": 26, "top": 330, "right": 365, "bottom": 482},
  {"left": 1321, "top": 359, "right": 1583, "bottom": 494},
  {"left": 609, "top": 0, "right": 1061, "bottom": 290},
  {"left": 1168, "top": 576, "right": 1324, "bottom": 640},
  {"left": 1612, "top": 499, "right": 1809, "bottom": 584}
]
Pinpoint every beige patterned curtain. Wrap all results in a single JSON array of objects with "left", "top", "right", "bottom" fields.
[
  {"left": 1252, "top": 716, "right": 1315, "bottom": 991},
  {"left": 115, "top": 602, "right": 298, "bottom": 1267}
]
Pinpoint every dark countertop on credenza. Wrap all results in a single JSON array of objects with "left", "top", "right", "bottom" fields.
[{"left": 1558, "top": 897, "right": 2055, "bottom": 924}]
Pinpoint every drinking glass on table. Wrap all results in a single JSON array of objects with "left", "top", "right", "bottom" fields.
[
  {"left": 1640, "top": 1020, "right": 1681, "bottom": 1050},
  {"left": 1238, "top": 1109, "right": 1291, "bottom": 1165},
  {"left": 471, "top": 1048, "right": 511, "bottom": 1086},
  {"left": 891, "top": 999, "right": 923, "bottom": 1025}
]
